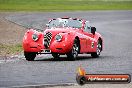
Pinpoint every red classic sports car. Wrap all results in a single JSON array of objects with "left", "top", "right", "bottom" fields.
[{"left": 23, "top": 17, "right": 103, "bottom": 61}]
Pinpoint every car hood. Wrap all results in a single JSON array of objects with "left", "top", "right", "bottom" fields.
[{"left": 44, "top": 27, "right": 79, "bottom": 36}]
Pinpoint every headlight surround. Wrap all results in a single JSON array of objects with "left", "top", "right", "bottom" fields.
[
  {"left": 55, "top": 34, "right": 62, "bottom": 42},
  {"left": 32, "top": 34, "right": 38, "bottom": 41}
]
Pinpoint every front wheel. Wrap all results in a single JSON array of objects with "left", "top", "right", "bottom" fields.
[
  {"left": 24, "top": 52, "right": 36, "bottom": 61},
  {"left": 91, "top": 39, "right": 102, "bottom": 58},
  {"left": 67, "top": 39, "right": 80, "bottom": 61},
  {"left": 52, "top": 52, "right": 60, "bottom": 60}
]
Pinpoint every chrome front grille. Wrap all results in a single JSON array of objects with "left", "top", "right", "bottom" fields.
[{"left": 44, "top": 32, "right": 52, "bottom": 48}]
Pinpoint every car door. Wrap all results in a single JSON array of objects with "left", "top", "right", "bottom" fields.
[{"left": 83, "top": 21, "right": 94, "bottom": 52}]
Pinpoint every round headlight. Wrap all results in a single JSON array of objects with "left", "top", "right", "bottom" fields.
[
  {"left": 55, "top": 34, "right": 62, "bottom": 42},
  {"left": 32, "top": 34, "right": 38, "bottom": 41}
]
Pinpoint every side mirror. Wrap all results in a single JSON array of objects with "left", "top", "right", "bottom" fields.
[
  {"left": 91, "top": 27, "right": 96, "bottom": 35},
  {"left": 46, "top": 24, "right": 49, "bottom": 27}
]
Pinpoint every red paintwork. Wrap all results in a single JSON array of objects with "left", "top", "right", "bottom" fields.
[
  {"left": 22, "top": 18, "right": 103, "bottom": 55},
  {"left": 22, "top": 29, "right": 44, "bottom": 52}
]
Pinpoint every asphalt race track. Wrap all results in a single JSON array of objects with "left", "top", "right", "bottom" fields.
[{"left": 0, "top": 10, "right": 132, "bottom": 87}]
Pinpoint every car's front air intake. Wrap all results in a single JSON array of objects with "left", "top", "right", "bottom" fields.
[{"left": 44, "top": 32, "right": 52, "bottom": 48}]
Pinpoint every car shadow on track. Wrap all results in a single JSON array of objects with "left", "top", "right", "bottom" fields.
[{"left": 35, "top": 55, "right": 100, "bottom": 61}]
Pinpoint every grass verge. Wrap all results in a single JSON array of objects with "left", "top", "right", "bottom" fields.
[
  {"left": 0, "top": 0, "right": 132, "bottom": 11},
  {"left": 0, "top": 43, "right": 22, "bottom": 56}
]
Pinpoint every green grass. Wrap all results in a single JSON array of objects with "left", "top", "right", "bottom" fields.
[
  {"left": 0, "top": 43, "right": 23, "bottom": 55},
  {"left": 0, "top": 0, "right": 132, "bottom": 11}
]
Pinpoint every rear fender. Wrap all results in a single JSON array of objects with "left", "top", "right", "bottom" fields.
[{"left": 94, "top": 32, "right": 103, "bottom": 51}]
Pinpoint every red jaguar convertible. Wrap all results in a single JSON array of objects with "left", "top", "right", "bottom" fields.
[{"left": 23, "top": 17, "right": 103, "bottom": 61}]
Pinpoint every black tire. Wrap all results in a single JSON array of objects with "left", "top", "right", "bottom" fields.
[
  {"left": 91, "top": 39, "right": 102, "bottom": 58},
  {"left": 76, "top": 75, "right": 86, "bottom": 85},
  {"left": 24, "top": 52, "right": 36, "bottom": 61},
  {"left": 52, "top": 52, "right": 60, "bottom": 60},
  {"left": 67, "top": 39, "right": 80, "bottom": 61}
]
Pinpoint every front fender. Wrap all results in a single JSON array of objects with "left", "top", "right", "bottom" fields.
[
  {"left": 49, "top": 32, "right": 75, "bottom": 53},
  {"left": 22, "top": 29, "right": 44, "bottom": 52}
]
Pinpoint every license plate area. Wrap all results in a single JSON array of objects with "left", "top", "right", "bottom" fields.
[{"left": 43, "top": 49, "right": 51, "bottom": 53}]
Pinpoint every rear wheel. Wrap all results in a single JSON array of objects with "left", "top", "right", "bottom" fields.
[
  {"left": 24, "top": 52, "right": 36, "bottom": 61},
  {"left": 91, "top": 39, "right": 102, "bottom": 58},
  {"left": 67, "top": 39, "right": 80, "bottom": 61}
]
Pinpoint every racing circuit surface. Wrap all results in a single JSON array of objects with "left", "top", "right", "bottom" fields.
[{"left": 0, "top": 10, "right": 132, "bottom": 87}]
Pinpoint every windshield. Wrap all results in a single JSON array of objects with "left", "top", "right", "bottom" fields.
[{"left": 48, "top": 18, "right": 82, "bottom": 29}]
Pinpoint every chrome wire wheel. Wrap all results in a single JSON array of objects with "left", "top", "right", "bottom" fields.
[
  {"left": 96, "top": 41, "right": 102, "bottom": 56},
  {"left": 72, "top": 43, "right": 79, "bottom": 58},
  {"left": 91, "top": 39, "right": 102, "bottom": 58},
  {"left": 67, "top": 39, "right": 80, "bottom": 61}
]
